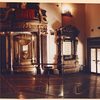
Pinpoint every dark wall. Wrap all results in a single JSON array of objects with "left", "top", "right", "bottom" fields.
[{"left": 0, "top": 35, "right": 6, "bottom": 71}]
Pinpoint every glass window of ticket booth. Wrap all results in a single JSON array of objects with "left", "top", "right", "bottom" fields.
[{"left": 13, "top": 32, "right": 38, "bottom": 72}]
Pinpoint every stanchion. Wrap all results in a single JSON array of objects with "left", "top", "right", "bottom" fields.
[{"left": 44, "top": 66, "right": 52, "bottom": 94}]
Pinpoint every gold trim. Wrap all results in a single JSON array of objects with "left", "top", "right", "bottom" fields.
[
  {"left": 19, "top": 40, "right": 31, "bottom": 45},
  {"left": 0, "top": 8, "right": 15, "bottom": 21}
]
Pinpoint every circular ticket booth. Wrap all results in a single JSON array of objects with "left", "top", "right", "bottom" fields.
[{"left": 0, "top": 3, "right": 48, "bottom": 74}]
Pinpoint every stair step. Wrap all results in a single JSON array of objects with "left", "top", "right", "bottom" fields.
[
  {"left": 14, "top": 67, "right": 37, "bottom": 73},
  {"left": 63, "top": 68, "right": 79, "bottom": 74},
  {"left": 14, "top": 65, "right": 36, "bottom": 68}
]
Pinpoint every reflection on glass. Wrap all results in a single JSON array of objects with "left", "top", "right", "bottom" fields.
[
  {"left": 91, "top": 49, "right": 96, "bottom": 73},
  {"left": 58, "top": 86, "right": 63, "bottom": 96},
  {"left": 97, "top": 49, "right": 100, "bottom": 74},
  {"left": 18, "top": 92, "right": 26, "bottom": 99}
]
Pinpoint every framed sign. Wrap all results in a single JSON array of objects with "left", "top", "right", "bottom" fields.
[
  {"left": 62, "top": 38, "right": 75, "bottom": 60},
  {"left": 63, "top": 41, "right": 71, "bottom": 55}
]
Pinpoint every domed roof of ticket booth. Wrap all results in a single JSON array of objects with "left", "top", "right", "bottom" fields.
[{"left": 0, "top": 3, "right": 48, "bottom": 32}]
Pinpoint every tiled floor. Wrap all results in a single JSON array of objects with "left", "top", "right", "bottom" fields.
[
  {"left": 63, "top": 73, "right": 100, "bottom": 98},
  {"left": 0, "top": 72, "right": 100, "bottom": 99}
]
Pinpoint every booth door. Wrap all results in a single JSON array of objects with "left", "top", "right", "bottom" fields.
[{"left": 91, "top": 48, "right": 100, "bottom": 74}]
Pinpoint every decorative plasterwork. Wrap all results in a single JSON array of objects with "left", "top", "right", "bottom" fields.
[
  {"left": 0, "top": 6, "right": 48, "bottom": 33},
  {"left": 57, "top": 25, "right": 80, "bottom": 37},
  {"left": 0, "top": 23, "right": 11, "bottom": 31},
  {"left": 0, "top": 21, "right": 47, "bottom": 33},
  {"left": 0, "top": 8, "right": 15, "bottom": 22},
  {"left": 12, "top": 21, "right": 47, "bottom": 32},
  {"left": 62, "top": 25, "right": 79, "bottom": 36}
]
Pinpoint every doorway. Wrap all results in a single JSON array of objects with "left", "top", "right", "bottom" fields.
[
  {"left": 90, "top": 48, "right": 100, "bottom": 74},
  {"left": 87, "top": 37, "right": 100, "bottom": 74}
]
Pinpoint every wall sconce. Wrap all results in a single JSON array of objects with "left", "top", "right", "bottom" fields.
[
  {"left": 62, "top": 10, "right": 73, "bottom": 17},
  {"left": 50, "top": 30, "right": 54, "bottom": 35}
]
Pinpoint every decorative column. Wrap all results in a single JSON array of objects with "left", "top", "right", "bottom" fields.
[
  {"left": 18, "top": 39, "right": 20, "bottom": 66},
  {"left": 57, "top": 34, "right": 62, "bottom": 74},
  {"left": 14, "top": 41, "right": 18, "bottom": 59},
  {"left": 9, "top": 32, "right": 14, "bottom": 73},
  {"left": 5, "top": 33, "right": 9, "bottom": 70},
  {"left": 31, "top": 34, "right": 34, "bottom": 63},
  {"left": 38, "top": 33, "right": 42, "bottom": 74},
  {"left": 75, "top": 39, "right": 78, "bottom": 56},
  {"left": 28, "top": 41, "right": 31, "bottom": 59}
]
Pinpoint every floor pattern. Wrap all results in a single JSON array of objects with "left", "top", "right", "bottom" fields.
[
  {"left": 0, "top": 74, "right": 63, "bottom": 98},
  {"left": 0, "top": 73, "right": 100, "bottom": 99}
]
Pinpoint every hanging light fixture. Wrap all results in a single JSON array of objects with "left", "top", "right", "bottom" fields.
[{"left": 61, "top": 4, "right": 73, "bottom": 17}]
